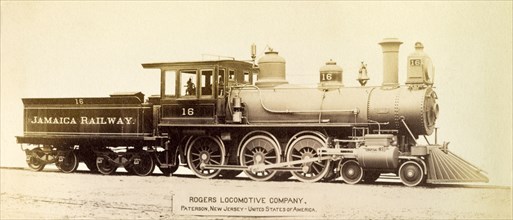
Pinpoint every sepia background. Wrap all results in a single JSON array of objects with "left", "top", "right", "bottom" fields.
[{"left": 1, "top": 2, "right": 512, "bottom": 187}]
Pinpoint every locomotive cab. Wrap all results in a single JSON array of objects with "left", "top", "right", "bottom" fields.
[{"left": 142, "top": 60, "right": 255, "bottom": 125}]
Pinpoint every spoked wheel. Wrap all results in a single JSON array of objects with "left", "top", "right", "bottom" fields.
[
  {"left": 131, "top": 151, "right": 155, "bottom": 176},
  {"left": 56, "top": 151, "right": 79, "bottom": 173},
  {"left": 96, "top": 155, "right": 118, "bottom": 175},
  {"left": 399, "top": 160, "right": 425, "bottom": 187},
  {"left": 287, "top": 135, "right": 330, "bottom": 183},
  {"left": 362, "top": 171, "right": 381, "bottom": 183},
  {"left": 26, "top": 148, "right": 46, "bottom": 171},
  {"left": 186, "top": 136, "right": 226, "bottom": 179},
  {"left": 240, "top": 135, "right": 281, "bottom": 181},
  {"left": 340, "top": 160, "right": 363, "bottom": 184}
]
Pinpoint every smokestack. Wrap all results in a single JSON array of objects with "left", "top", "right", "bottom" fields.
[{"left": 379, "top": 38, "right": 403, "bottom": 88}]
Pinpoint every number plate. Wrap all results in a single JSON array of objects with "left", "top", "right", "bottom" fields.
[
  {"left": 162, "top": 104, "right": 215, "bottom": 118},
  {"left": 320, "top": 73, "right": 340, "bottom": 82},
  {"left": 409, "top": 59, "right": 422, "bottom": 66}
]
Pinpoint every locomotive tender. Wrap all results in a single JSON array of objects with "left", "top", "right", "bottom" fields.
[{"left": 16, "top": 38, "right": 488, "bottom": 186}]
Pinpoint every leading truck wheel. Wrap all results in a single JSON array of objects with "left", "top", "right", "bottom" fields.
[
  {"left": 56, "top": 151, "right": 79, "bottom": 173},
  {"left": 131, "top": 152, "right": 155, "bottom": 176},
  {"left": 186, "top": 136, "right": 225, "bottom": 179},
  {"left": 240, "top": 135, "right": 281, "bottom": 181},
  {"left": 287, "top": 135, "right": 330, "bottom": 183},
  {"left": 399, "top": 160, "right": 425, "bottom": 187},
  {"left": 340, "top": 160, "right": 363, "bottom": 184},
  {"left": 26, "top": 148, "right": 45, "bottom": 171}
]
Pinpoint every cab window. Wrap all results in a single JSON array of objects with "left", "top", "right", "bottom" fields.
[
  {"left": 244, "top": 71, "right": 250, "bottom": 84},
  {"left": 218, "top": 69, "right": 225, "bottom": 96},
  {"left": 252, "top": 73, "right": 258, "bottom": 85},
  {"left": 165, "top": 70, "right": 176, "bottom": 97},
  {"left": 228, "top": 69, "right": 235, "bottom": 82},
  {"left": 180, "top": 70, "right": 197, "bottom": 97},
  {"left": 200, "top": 69, "right": 214, "bottom": 97}
]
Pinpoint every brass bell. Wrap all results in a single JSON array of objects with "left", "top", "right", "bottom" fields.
[{"left": 357, "top": 61, "right": 370, "bottom": 86}]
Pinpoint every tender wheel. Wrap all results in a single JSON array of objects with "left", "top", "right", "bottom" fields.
[
  {"left": 340, "top": 160, "right": 363, "bottom": 184},
  {"left": 240, "top": 135, "right": 281, "bottom": 181},
  {"left": 56, "top": 151, "right": 79, "bottom": 173},
  {"left": 96, "top": 155, "right": 118, "bottom": 175},
  {"left": 186, "top": 136, "right": 226, "bottom": 179},
  {"left": 131, "top": 151, "right": 155, "bottom": 176},
  {"left": 362, "top": 171, "right": 381, "bottom": 183},
  {"left": 26, "top": 148, "right": 45, "bottom": 171},
  {"left": 287, "top": 135, "right": 330, "bottom": 183},
  {"left": 399, "top": 160, "right": 425, "bottom": 187},
  {"left": 124, "top": 149, "right": 138, "bottom": 175}
]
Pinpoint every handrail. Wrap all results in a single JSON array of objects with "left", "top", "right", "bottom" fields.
[
  {"left": 400, "top": 116, "right": 417, "bottom": 145},
  {"left": 233, "top": 85, "right": 359, "bottom": 115}
]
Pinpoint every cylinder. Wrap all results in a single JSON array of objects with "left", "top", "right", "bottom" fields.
[
  {"left": 357, "top": 146, "right": 399, "bottom": 169},
  {"left": 379, "top": 38, "right": 402, "bottom": 88}
]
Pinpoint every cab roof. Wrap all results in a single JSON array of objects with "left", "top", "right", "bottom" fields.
[{"left": 141, "top": 60, "right": 253, "bottom": 70}]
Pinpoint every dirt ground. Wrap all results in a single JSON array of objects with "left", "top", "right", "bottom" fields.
[{"left": 1, "top": 166, "right": 511, "bottom": 219}]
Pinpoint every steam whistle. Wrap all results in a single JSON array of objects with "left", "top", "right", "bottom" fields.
[
  {"left": 357, "top": 62, "right": 370, "bottom": 86},
  {"left": 251, "top": 43, "right": 257, "bottom": 67}
]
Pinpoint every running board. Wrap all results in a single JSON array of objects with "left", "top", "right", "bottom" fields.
[{"left": 426, "top": 147, "right": 489, "bottom": 183}]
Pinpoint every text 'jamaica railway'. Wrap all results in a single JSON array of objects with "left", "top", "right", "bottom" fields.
[{"left": 16, "top": 38, "right": 488, "bottom": 186}]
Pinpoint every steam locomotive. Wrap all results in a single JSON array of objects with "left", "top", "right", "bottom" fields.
[{"left": 16, "top": 38, "right": 488, "bottom": 186}]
